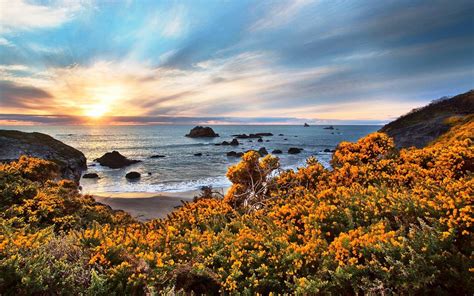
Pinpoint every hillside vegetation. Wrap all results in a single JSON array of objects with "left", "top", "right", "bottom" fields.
[
  {"left": 1, "top": 118, "right": 473, "bottom": 294},
  {"left": 380, "top": 90, "right": 473, "bottom": 148}
]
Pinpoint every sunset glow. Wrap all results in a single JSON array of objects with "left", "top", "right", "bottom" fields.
[{"left": 0, "top": 0, "right": 473, "bottom": 125}]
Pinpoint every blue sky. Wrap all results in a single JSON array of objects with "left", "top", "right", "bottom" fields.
[{"left": 0, "top": 0, "right": 473, "bottom": 125}]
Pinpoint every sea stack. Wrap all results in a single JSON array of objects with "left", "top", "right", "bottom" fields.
[
  {"left": 95, "top": 151, "right": 141, "bottom": 169},
  {"left": 185, "top": 126, "right": 219, "bottom": 138}
]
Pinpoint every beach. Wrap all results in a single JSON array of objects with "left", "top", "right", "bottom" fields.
[{"left": 93, "top": 188, "right": 228, "bottom": 221}]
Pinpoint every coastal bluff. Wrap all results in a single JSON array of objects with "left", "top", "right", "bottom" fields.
[
  {"left": 0, "top": 130, "right": 86, "bottom": 182},
  {"left": 380, "top": 90, "right": 474, "bottom": 148}
]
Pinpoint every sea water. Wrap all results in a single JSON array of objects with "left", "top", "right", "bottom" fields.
[{"left": 0, "top": 125, "right": 379, "bottom": 193}]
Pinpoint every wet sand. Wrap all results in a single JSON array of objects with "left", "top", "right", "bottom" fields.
[{"left": 93, "top": 188, "right": 227, "bottom": 221}]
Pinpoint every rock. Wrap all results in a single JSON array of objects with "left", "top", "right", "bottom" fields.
[
  {"left": 284, "top": 138, "right": 288, "bottom": 141},
  {"left": 83, "top": 173, "right": 99, "bottom": 179},
  {"left": 148, "top": 172, "right": 152, "bottom": 175},
  {"left": 227, "top": 151, "right": 243, "bottom": 157},
  {"left": 265, "top": 140, "right": 270, "bottom": 142},
  {"left": 95, "top": 151, "right": 141, "bottom": 169},
  {"left": 150, "top": 154, "right": 166, "bottom": 158},
  {"left": 257, "top": 138, "right": 263, "bottom": 142},
  {"left": 248, "top": 140, "right": 253, "bottom": 142},
  {"left": 232, "top": 133, "right": 271, "bottom": 139},
  {"left": 214, "top": 143, "right": 221, "bottom": 146},
  {"left": 221, "top": 141, "right": 230, "bottom": 146},
  {"left": 323, "top": 148, "right": 332, "bottom": 152},
  {"left": 288, "top": 147, "right": 303, "bottom": 154},
  {"left": 0, "top": 130, "right": 87, "bottom": 183},
  {"left": 258, "top": 147, "right": 268, "bottom": 156},
  {"left": 272, "top": 149, "right": 283, "bottom": 154},
  {"left": 230, "top": 139, "right": 239, "bottom": 146},
  {"left": 304, "top": 123, "right": 310, "bottom": 127},
  {"left": 125, "top": 171, "right": 141, "bottom": 179},
  {"left": 186, "top": 126, "right": 219, "bottom": 138},
  {"left": 279, "top": 134, "right": 284, "bottom": 136},
  {"left": 324, "top": 125, "right": 334, "bottom": 130},
  {"left": 194, "top": 153, "right": 203, "bottom": 156}
]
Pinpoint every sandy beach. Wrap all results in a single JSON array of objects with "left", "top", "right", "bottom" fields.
[{"left": 93, "top": 188, "right": 227, "bottom": 221}]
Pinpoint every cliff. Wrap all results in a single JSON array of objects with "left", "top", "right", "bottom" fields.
[
  {"left": 380, "top": 90, "right": 474, "bottom": 148},
  {"left": 0, "top": 130, "right": 87, "bottom": 182}
]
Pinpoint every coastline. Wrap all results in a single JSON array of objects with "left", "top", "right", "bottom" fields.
[{"left": 92, "top": 188, "right": 228, "bottom": 221}]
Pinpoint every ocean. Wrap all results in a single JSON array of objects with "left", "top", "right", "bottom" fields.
[{"left": 0, "top": 125, "right": 380, "bottom": 194}]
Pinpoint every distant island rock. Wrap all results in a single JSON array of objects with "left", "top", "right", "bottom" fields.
[
  {"left": 186, "top": 126, "right": 219, "bottom": 138},
  {"left": 380, "top": 90, "right": 474, "bottom": 148},
  {"left": 95, "top": 151, "right": 141, "bottom": 169},
  {"left": 0, "top": 130, "right": 87, "bottom": 183},
  {"left": 324, "top": 126, "right": 334, "bottom": 130},
  {"left": 150, "top": 154, "right": 166, "bottom": 158},
  {"left": 304, "top": 123, "right": 310, "bottom": 127}
]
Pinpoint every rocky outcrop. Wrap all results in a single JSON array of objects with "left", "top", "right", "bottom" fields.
[
  {"left": 125, "top": 171, "right": 141, "bottom": 179},
  {"left": 227, "top": 151, "right": 243, "bottom": 157},
  {"left": 380, "top": 90, "right": 474, "bottom": 148},
  {"left": 230, "top": 139, "right": 239, "bottom": 146},
  {"left": 150, "top": 154, "right": 166, "bottom": 158},
  {"left": 272, "top": 149, "right": 283, "bottom": 154},
  {"left": 0, "top": 130, "right": 87, "bottom": 183},
  {"left": 95, "top": 151, "right": 141, "bottom": 169},
  {"left": 324, "top": 126, "right": 334, "bottom": 130},
  {"left": 194, "top": 153, "right": 203, "bottom": 156},
  {"left": 83, "top": 173, "right": 99, "bottom": 179},
  {"left": 304, "top": 123, "right": 310, "bottom": 127},
  {"left": 258, "top": 147, "right": 268, "bottom": 156},
  {"left": 288, "top": 147, "right": 303, "bottom": 154},
  {"left": 186, "top": 126, "right": 219, "bottom": 138}
]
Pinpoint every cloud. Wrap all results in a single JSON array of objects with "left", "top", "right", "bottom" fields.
[
  {"left": 250, "top": 0, "right": 313, "bottom": 31},
  {"left": 0, "top": 80, "right": 53, "bottom": 109},
  {"left": 0, "top": 0, "right": 91, "bottom": 33},
  {"left": 0, "top": 37, "right": 14, "bottom": 47}
]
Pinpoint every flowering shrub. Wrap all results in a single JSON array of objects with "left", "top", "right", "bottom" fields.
[{"left": 0, "top": 118, "right": 472, "bottom": 294}]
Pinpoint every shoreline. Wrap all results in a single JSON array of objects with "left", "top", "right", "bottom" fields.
[{"left": 92, "top": 188, "right": 228, "bottom": 221}]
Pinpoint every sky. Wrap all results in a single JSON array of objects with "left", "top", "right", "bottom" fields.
[{"left": 0, "top": 0, "right": 473, "bottom": 125}]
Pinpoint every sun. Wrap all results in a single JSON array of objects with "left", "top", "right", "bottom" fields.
[{"left": 85, "top": 104, "right": 107, "bottom": 118}]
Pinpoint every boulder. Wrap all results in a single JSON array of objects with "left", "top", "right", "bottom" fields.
[
  {"left": 125, "top": 171, "right": 141, "bottom": 179},
  {"left": 288, "top": 147, "right": 303, "bottom": 154},
  {"left": 258, "top": 147, "right": 268, "bottom": 156},
  {"left": 95, "top": 151, "right": 141, "bottom": 169},
  {"left": 272, "top": 149, "right": 283, "bottom": 154},
  {"left": 255, "top": 133, "right": 273, "bottom": 137},
  {"left": 324, "top": 125, "right": 334, "bottom": 130},
  {"left": 257, "top": 138, "right": 263, "bottom": 142},
  {"left": 304, "top": 123, "right": 310, "bottom": 127},
  {"left": 227, "top": 151, "right": 243, "bottom": 157},
  {"left": 230, "top": 139, "right": 239, "bottom": 146},
  {"left": 83, "top": 173, "right": 99, "bottom": 179},
  {"left": 279, "top": 134, "right": 284, "bottom": 136},
  {"left": 323, "top": 149, "right": 331, "bottom": 153},
  {"left": 0, "top": 130, "right": 87, "bottom": 183},
  {"left": 194, "top": 153, "right": 203, "bottom": 156},
  {"left": 186, "top": 126, "right": 219, "bottom": 138},
  {"left": 150, "top": 154, "right": 166, "bottom": 158},
  {"left": 221, "top": 141, "right": 230, "bottom": 146}
]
